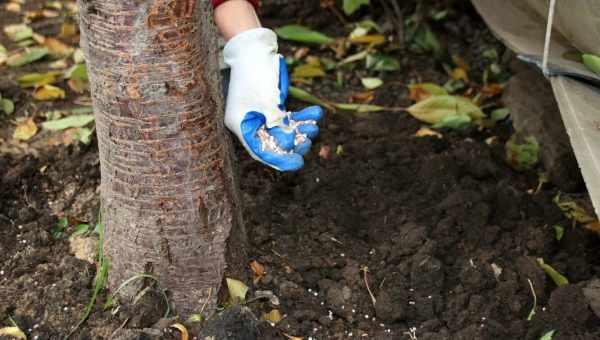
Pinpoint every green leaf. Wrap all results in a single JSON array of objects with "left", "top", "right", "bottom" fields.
[
  {"left": 292, "top": 64, "right": 326, "bottom": 78},
  {"left": 406, "top": 95, "right": 485, "bottom": 124},
  {"left": 539, "top": 330, "right": 556, "bottom": 340},
  {"left": 582, "top": 54, "right": 600, "bottom": 75},
  {"left": 506, "top": 135, "right": 539, "bottom": 171},
  {"left": 17, "top": 72, "right": 61, "bottom": 88},
  {"left": 7, "top": 47, "right": 49, "bottom": 67},
  {"left": 343, "top": 0, "right": 370, "bottom": 15},
  {"left": 288, "top": 86, "right": 333, "bottom": 110},
  {"left": 226, "top": 278, "right": 249, "bottom": 304},
  {"left": 3, "top": 24, "right": 33, "bottom": 42},
  {"left": 1, "top": 98, "right": 14, "bottom": 114},
  {"left": 275, "top": 25, "right": 334, "bottom": 44},
  {"left": 366, "top": 53, "right": 400, "bottom": 71},
  {"left": 491, "top": 107, "right": 510, "bottom": 122},
  {"left": 42, "top": 114, "right": 95, "bottom": 130},
  {"left": 72, "top": 224, "right": 91, "bottom": 236},
  {"left": 537, "top": 258, "right": 569, "bottom": 287},
  {"left": 75, "top": 127, "right": 93, "bottom": 145},
  {"left": 412, "top": 25, "right": 442, "bottom": 56},
  {"left": 65, "top": 63, "right": 88, "bottom": 80},
  {"left": 52, "top": 217, "right": 69, "bottom": 239},
  {"left": 432, "top": 114, "right": 472, "bottom": 130},
  {"left": 554, "top": 225, "right": 565, "bottom": 241},
  {"left": 361, "top": 77, "right": 383, "bottom": 90},
  {"left": 335, "top": 103, "right": 385, "bottom": 113}
]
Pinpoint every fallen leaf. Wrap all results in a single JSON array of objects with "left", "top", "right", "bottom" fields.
[
  {"left": 283, "top": 333, "right": 303, "bottom": 340},
  {"left": 414, "top": 127, "right": 442, "bottom": 139},
  {"left": 170, "top": 323, "right": 189, "bottom": 340},
  {"left": 59, "top": 22, "right": 77, "bottom": 39},
  {"left": 13, "top": 117, "right": 38, "bottom": 140},
  {"left": 65, "top": 63, "right": 88, "bottom": 80},
  {"left": 319, "top": 145, "right": 331, "bottom": 159},
  {"left": 275, "top": 25, "right": 334, "bottom": 44},
  {"left": 226, "top": 278, "right": 248, "bottom": 304},
  {"left": 408, "top": 83, "right": 448, "bottom": 102},
  {"left": 481, "top": 83, "right": 504, "bottom": 97},
  {"left": 343, "top": 0, "right": 370, "bottom": 15},
  {"left": 1, "top": 98, "right": 15, "bottom": 114},
  {"left": 72, "top": 49, "right": 85, "bottom": 63},
  {"left": 68, "top": 78, "right": 89, "bottom": 93},
  {"left": 491, "top": 107, "right": 510, "bottom": 122},
  {"left": 42, "top": 114, "right": 94, "bottom": 130},
  {"left": 17, "top": 72, "right": 60, "bottom": 88},
  {"left": 506, "top": 135, "right": 539, "bottom": 171},
  {"left": 539, "top": 330, "right": 556, "bottom": 340},
  {"left": 337, "top": 50, "right": 369, "bottom": 66},
  {"left": 250, "top": 260, "right": 266, "bottom": 284},
  {"left": 262, "top": 309, "right": 282, "bottom": 324},
  {"left": 583, "top": 54, "right": 600, "bottom": 76},
  {"left": 350, "top": 91, "right": 374, "bottom": 104},
  {"left": 0, "top": 326, "right": 26, "bottom": 339},
  {"left": 335, "top": 103, "right": 384, "bottom": 113},
  {"left": 62, "top": 127, "right": 93, "bottom": 145},
  {"left": 584, "top": 221, "right": 600, "bottom": 238},
  {"left": 350, "top": 34, "right": 385, "bottom": 45},
  {"left": 450, "top": 67, "right": 469, "bottom": 83},
  {"left": 553, "top": 195, "right": 595, "bottom": 224},
  {"left": 366, "top": 53, "right": 400, "bottom": 71},
  {"left": 554, "top": 225, "right": 565, "bottom": 241},
  {"left": 537, "top": 258, "right": 569, "bottom": 287},
  {"left": 0, "top": 44, "right": 7, "bottom": 64},
  {"left": 432, "top": 114, "right": 472, "bottom": 130},
  {"left": 6, "top": 2, "right": 21, "bottom": 12},
  {"left": 288, "top": 86, "right": 334, "bottom": 110},
  {"left": 336, "top": 145, "right": 344, "bottom": 155},
  {"left": 44, "top": 37, "right": 74, "bottom": 57},
  {"left": 361, "top": 77, "right": 383, "bottom": 90},
  {"left": 292, "top": 64, "right": 325, "bottom": 78},
  {"left": 6, "top": 47, "right": 48, "bottom": 67},
  {"left": 33, "top": 84, "right": 66, "bottom": 101},
  {"left": 406, "top": 95, "right": 484, "bottom": 124},
  {"left": 49, "top": 59, "right": 69, "bottom": 69},
  {"left": 25, "top": 9, "right": 59, "bottom": 20},
  {"left": 4, "top": 23, "right": 33, "bottom": 42}
]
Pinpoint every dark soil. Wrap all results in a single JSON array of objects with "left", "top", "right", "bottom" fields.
[{"left": 2, "top": 1, "right": 600, "bottom": 340}]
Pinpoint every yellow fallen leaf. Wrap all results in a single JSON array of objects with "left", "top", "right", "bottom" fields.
[
  {"left": 262, "top": 309, "right": 282, "bottom": 324},
  {"left": 292, "top": 64, "right": 325, "bottom": 78},
  {"left": 250, "top": 260, "right": 266, "bottom": 284},
  {"left": 170, "top": 323, "right": 189, "bottom": 340},
  {"left": 406, "top": 95, "right": 485, "bottom": 124},
  {"left": 17, "top": 71, "right": 60, "bottom": 88},
  {"left": 414, "top": 127, "right": 443, "bottom": 139},
  {"left": 59, "top": 22, "right": 77, "bottom": 38},
  {"left": 451, "top": 67, "right": 469, "bottom": 83},
  {"left": 0, "top": 326, "right": 26, "bottom": 339},
  {"left": 33, "top": 84, "right": 65, "bottom": 101},
  {"left": 44, "top": 37, "right": 74, "bottom": 57},
  {"left": 13, "top": 117, "right": 38, "bottom": 141},
  {"left": 283, "top": 333, "right": 303, "bottom": 340},
  {"left": 350, "top": 34, "right": 386, "bottom": 45},
  {"left": 226, "top": 278, "right": 248, "bottom": 304},
  {"left": 6, "top": 2, "right": 21, "bottom": 12}
]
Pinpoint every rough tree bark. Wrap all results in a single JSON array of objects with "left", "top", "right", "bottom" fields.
[{"left": 77, "top": 0, "right": 246, "bottom": 317}]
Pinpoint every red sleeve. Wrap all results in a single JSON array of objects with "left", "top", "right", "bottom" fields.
[{"left": 212, "top": 0, "right": 259, "bottom": 8}]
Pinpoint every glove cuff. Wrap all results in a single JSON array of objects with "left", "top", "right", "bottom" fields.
[{"left": 224, "top": 28, "right": 278, "bottom": 64}]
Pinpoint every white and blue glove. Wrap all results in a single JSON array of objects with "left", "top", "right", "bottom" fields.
[{"left": 223, "top": 28, "right": 323, "bottom": 171}]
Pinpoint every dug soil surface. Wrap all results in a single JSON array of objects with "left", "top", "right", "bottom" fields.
[{"left": 2, "top": 1, "right": 600, "bottom": 340}]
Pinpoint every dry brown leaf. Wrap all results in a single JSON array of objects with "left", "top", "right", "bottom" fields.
[
  {"left": 318, "top": 145, "right": 331, "bottom": 159},
  {"left": 250, "top": 260, "right": 266, "bottom": 284},
  {"left": 170, "top": 323, "right": 189, "bottom": 340},
  {"left": 408, "top": 83, "right": 448, "bottom": 103},
  {"left": 481, "top": 83, "right": 504, "bottom": 97},
  {"left": 350, "top": 91, "right": 374, "bottom": 104},
  {"left": 584, "top": 221, "right": 600, "bottom": 237},
  {"left": 13, "top": 117, "right": 38, "bottom": 141},
  {"left": 33, "top": 84, "right": 66, "bottom": 101},
  {"left": 414, "top": 127, "right": 443, "bottom": 139}
]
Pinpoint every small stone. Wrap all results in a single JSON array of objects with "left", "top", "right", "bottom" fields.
[{"left": 69, "top": 235, "right": 98, "bottom": 264}]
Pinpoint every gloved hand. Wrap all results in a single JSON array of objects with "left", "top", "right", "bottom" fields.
[{"left": 223, "top": 28, "right": 323, "bottom": 171}]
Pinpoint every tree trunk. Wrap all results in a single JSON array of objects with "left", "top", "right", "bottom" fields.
[{"left": 77, "top": 0, "right": 246, "bottom": 317}]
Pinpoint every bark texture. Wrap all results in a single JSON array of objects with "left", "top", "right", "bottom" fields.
[{"left": 78, "top": 0, "right": 245, "bottom": 316}]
